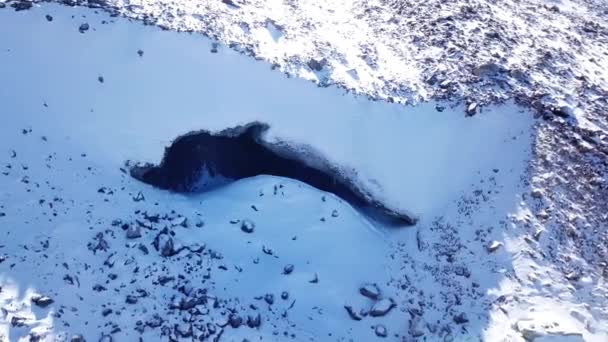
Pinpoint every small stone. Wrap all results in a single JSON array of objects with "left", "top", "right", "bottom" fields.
[
  {"left": 241, "top": 219, "right": 255, "bottom": 233},
  {"left": 137, "top": 49, "right": 144, "bottom": 57},
  {"left": 171, "top": 216, "right": 188, "bottom": 228},
  {"left": 11, "top": 316, "right": 27, "bottom": 327},
  {"left": 281, "top": 291, "right": 289, "bottom": 300},
  {"left": 158, "top": 234, "right": 175, "bottom": 257},
  {"left": 228, "top": 314, "right": 243, "bottom": 328},
  {"left": 531, "top": 189, "right": 543, "bottom": 199},
  {"left": 370, "top": 298, "right": 396, "bottom": 317},
  {"left": 453, "top": 312, "right": 469, "bottom": 324},
  {"left": 70, "top": 334, "right": 85, "bottom": 342},
  {"left": 126, "top": 225, "right": 141, "bottom": 239},
  {"left": 344, "top": 305, "right": 362, "bottom": 321},
  {"left": 359, "top": 283, "right": 381, "bottom": 300},
  {"left": 375, "top": 324, "right": 388, "bottom": 337},
  {"left": 78, "top": 23, "right": 89, "bottom": 33},
  {"left": 31, "top": 295, "right": 54, "bottom": 308},
  {"left": 466, "top": 103, "right": 478, "bottom": 116},
  {"left": 264, "top": 293, "right": 274, "bottom": 305},
  {"left": 282, "top": 264, "right": 294, "bottom": 275},
  {"left": 97, "top": 76, "right": 104, "bottom": 83},
  {"left": 331, "top": 210, "right": 339, "bottom": 217},
  {"left": 486, "top": 241, "right": 503, "bottom": 253},
  {"left": 102, "top": 308, "right": 112, "bottom": 317},
  {"left": 247, "top": 313, "right": 261, "bottom": 328},
  {"left": 45, "top": 14, "right": 53, "bottom": 22},
  {"left": 125, "top": 295, "right": 138, "bottom": 304}
]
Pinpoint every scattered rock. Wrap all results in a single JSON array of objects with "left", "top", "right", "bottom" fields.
[
  {"left": 486, "top": 240, "right": 503, "bottom": 253},
  {"left": 45, "top": 14, "right": 53, "bottom": 22},
  {"left": 137, "top": 49, "right": 144, "bottom": 57},
  {"left": 11, "top": 316, "right": 27, "bottom": 327},
  {"left": 283, "top": 264, "right": 294, "bottom": 275},
  {"left": 70, "top": 334, "right": 85, "bottom": 342},
  {"left": 375, "top": 324, "right": 388, "bottom": 337},
  {"left": 264, "top": 293, "right": 274, "bottom": 305},
  {"left": 11, "top": 1, "right": 32, "bottom": 11},
  {"left": 228, "top": 314, "right": 243, "bottom": 328},
  {"left": 79, "top": 23, "right": 90, "bottom": 33},
  {"left": 370, "top": 298, "right": 395, "bottom": 317},
  {"left": 31, "top": 295, "right": 54, "bottom": 308},
  {"left": 171, "top": 216, "right": 188, "bottom": 228},
  {"left": 158, "top": 234, "right": 175, "bottom": 257},
  {"left": 344, "top": 305, "right": 362, "bottom": 321},
  {"left": 240, "top": 219, "right": 255, "bottom": 233},
  {"left": 531, "top": 189, "right": 543, "bottom": 199},
  {"left": 125, "top": 295, "right": 138, "bottom": 304},
  {"left": 307, "top": 58, "right": 326, "bottom": 71},
  {"left": 281, "top": 291, "right": 289, "bottom": 300},
  {"left": 247, "top": 313, "right": 261, "bottom": 328},
  {"left": 359, "top": 283, "right": 381, "bottom": 300},
  {"left": 126, "top": 225, "right": 142, "bottom": 239},
  {"left": 453, "top": 312, "right": 469, "bottom": 324},
  {"left": 97, "top": 76, "right": 104, "bottom": 83}
]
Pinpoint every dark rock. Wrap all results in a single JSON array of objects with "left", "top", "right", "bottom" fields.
[
  {"left": 307, "top": 58, "right": 326, "bottom": 71},
  {"left": 125, "top": 295, "right": 138, "bottom": 304},
  {"left": 453, "top": 312, "right": 469, "bottom": 324},
  {"left": 11, "top": 316, "right": 27, "bottom": 327},
  {"left": 98, "top": 76, "right": 104, "bottom": 83},
  {"left": 79, "top": 23, "right": 90, "bottom": 33},
  {"left": 31, "top": 295, "right": 54, "bottom": 308},
  {"left": 281, "top": 291, "right": 289, "bottom": 300},
  {"left": 126, "top": 225, "right": 141, "bottom": 239},
  {"left": 344, "top": 305, "right": 362, "bottom": 321},
  {"left": 240, "top": 219, "right": 255, "bottom": 233},
  {"left": 282, "top": 264, "right": 294, "bottom": 275},
  {"left": 228, "top": 314, "right": 243, "bottom": 328},
  {"left": 247, "top": 313, "right": 261, "bottom": 328},
  {"left": 45, "top": 15, "right": 53, "bottom": 22},
  {"left": 137, "top": 49, "right": 144, "bottom": 57},
  {"left": 146, "top": 314, "right": 163, "bottom": 328},
  {"left": 102, "top": 308, "right": 112, "bottom": 317},
  {"left": 370, "top": 298, "right": 396, "bottom": 317},
  {"left": 375, "top": 324, "right": 388, "bottom": 338},
  {"left": 264, "top": 293, "right": 274, "bottom": 305},
  {"left": 359, "top": 283, "right": 381, "bottom": 300},
  {"left": 11, "top": 1, "right": 33, "bottom": 11},
  {"left": 70, "top": 334, "right": 85, "bottom": 342}
]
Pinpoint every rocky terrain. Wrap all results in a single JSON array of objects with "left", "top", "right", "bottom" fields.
[{"left": 0, "top": 0, "right": 607, "bottom": 341}]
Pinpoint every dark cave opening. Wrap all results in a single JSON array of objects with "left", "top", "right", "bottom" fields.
[{"left": 129, "top": 122, "right": 416, "bottom": 226}]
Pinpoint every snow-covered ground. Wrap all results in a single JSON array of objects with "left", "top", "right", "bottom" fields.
[{"left": 0, "top": 1, "right": 607, "bottom": 342}]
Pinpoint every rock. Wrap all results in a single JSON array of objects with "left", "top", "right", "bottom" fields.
[
  {"left": 137, "top": 49, "right": 144, "bottom": 57},
  {"left": 79, "top": 23, "right": 90, "bottom": 33},
  {"left": 453, "top": 312, "right": 469, "bottom": 324},
  {"left": 31, "top": 295, "right": 54, "bottom": 308},
  {"left": 97, "top": 76, "right": 104, "bottom": 83},
  {"left": 247, "top": 313, "right": 261, "bottom": 328},
  {"left": 283, "top": 264, "right": 294, "bottom": 275},
  {"left": 375, "top": 324, "right": 388, "bottom": 337},
  {"left": 240, "top": 219, "right": 255, "bottom": 233},
  {"left": 102, "top": 308, "right": 112, "bottom": 317},
  {"left": 486, "top": 241, "right": 503, "bottom": 253},
  {"left": 370, "top": 298, "right": 395, "bottom": 317},
  {"left": 70, "top": 334, "right": 85, "bottom": 342},
  {"left": 126, "top": 225, "right": 141, "bottom": 239},
  {"left": 344, "top": 305, "right": 362, "bottom": 321},
  {"left": 146, "top": 314, "right": 163, "bottom": 328},
  {"left": 228, "top": 314, "right": 243, "bottom": 328},
  {"left": 11, "top": 1, "right": 33, "bottom": 11},
  {"left": 158, "top": 234, "right": 175, "bottom": 257},
  {"left": 45, "top": 15, "right": 53, "bottom": 22},
  {"left": 171, "top": 216, "right": 188, "bottom": 228},
  {"left": 264, "top": 293, "right": 274, "bottom": 305},
  {"left": 99, "top": 334, "right": 112, "bottom": 342},
  {"left": 125, "top": 295, "right": 138, "bottom": 304},
  {"left": 466, "top": 102, "right": 478, "bottom": 116},
  {"left": 531, "top": 189, "right": 543, "bottom": 199},
  {"left": 409, "top": 315, "right": 425, "bottom": 337},
  {"left": 359, "top": 283, "right": 381, "bottom": 300},
  {"left": 331, "top": 209, "right": 339, "bottom": 217},
  {"left": 281, "top": 291, "right": 289, "bottom": 300},
  {"left": 11, "top": 316, "right": 27, "bottom": 327},
  {"left": 515, "top": 319, "right": 584, "bottom": 341},
  {"left": 307, "top": 58, "right": 326, "bottom": 71}
]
